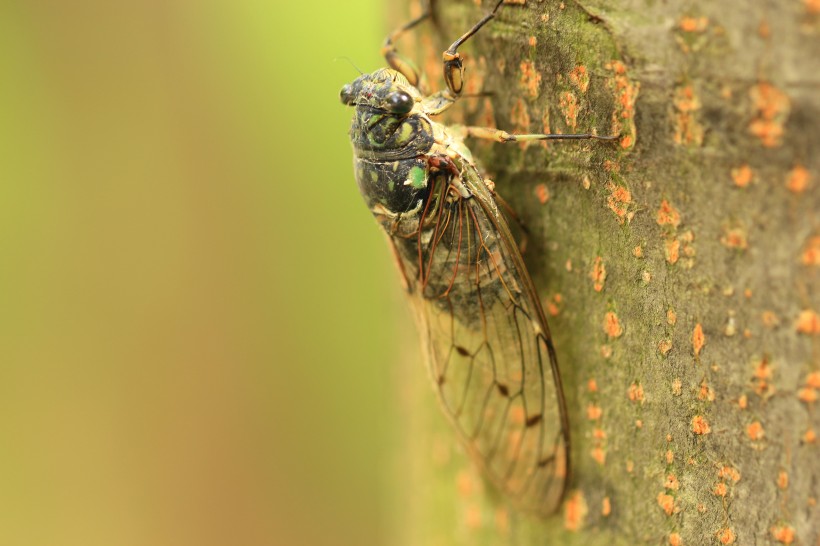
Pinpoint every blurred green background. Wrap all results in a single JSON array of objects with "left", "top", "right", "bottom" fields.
[{"left": 0, "top": 1, "right": 409, "bottom": 545}]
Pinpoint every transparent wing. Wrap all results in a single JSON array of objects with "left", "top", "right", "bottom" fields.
[{"left": 389, "top": 171, "right": 570, "bottom": 516}]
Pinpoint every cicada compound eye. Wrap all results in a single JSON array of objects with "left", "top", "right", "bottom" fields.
[
  {"left": 340, "top": 84, "right": 356, "bottom": 106},
  {"left": 386, "top": 91, "right": 414, "bottom": 115}
]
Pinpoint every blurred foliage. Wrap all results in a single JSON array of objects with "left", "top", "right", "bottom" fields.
[{"left": 0, "top": 1, "right": 407, "bottom": 545}]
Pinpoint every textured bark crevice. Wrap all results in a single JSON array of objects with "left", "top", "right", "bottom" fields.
[{"left": 392, "top": 0, "right": 820, "bottom": 544}]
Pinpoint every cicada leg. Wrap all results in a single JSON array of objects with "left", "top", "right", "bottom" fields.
[
  {"left": 462, "top": 126, "right": 620, "bottom": 142},
  {"left": 382, "top": 9, "right": 431, "bottom": 87}
]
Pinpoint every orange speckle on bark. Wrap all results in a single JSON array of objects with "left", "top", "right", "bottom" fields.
[
  {"left": 713, "top": 482, "right": 728, "bottom": 497},
  {"left": 569, "top": 64, "right": 590, "bottom": 93},
  {"left": 673, "top": 85, "right": 704, "bottom": 146},
  {"left": 664, "top": 474, "right": 680, "bottom": 490},
  {"left": 721, "top": 226, "right": 748, "bottom": 249},
  {"left": 777, "top": 470, "right": 789, "bottom": 489},
  {"left": 667, "top": 309, "right": 678, "bottom": 325},
  {"left": 587, "top": 404, "right": 603, "bottom": 420},
  {"left": 563, "top": 491, "right": 587, "bottom": 531},
  {"left": 527, "top": 35, "right": 537, "bottom": 47},
  {"left": 749, "top": 82, "right": 790, "bottom": 147},
  {"left": 680, "top": 16, "right": 709, "bottom": 32},
  {"left": 601, "top": 344, "right": 613, "bottom": 359},
  {"left": 746, "top": 421, "right": 765, "bottom": 440},
  {"left": 698, "top": 379, "right": 715, "bottom": 401},
  {"left": 519, "top": 60, "right": 542, "bottom": 99},
  {"left": 806, "top": 372, "right": 820, "bottom": 388},
  {"left": 657, "top": 492, "right": 675, "bottom": 515},
  {"left": 806, "top": 0, "right": 820, "bottom": 13},
  {"left": 659, "top": 339, "right": 673, "bottom": 356},
  {"left": 457, "top": 470, "right": 475, "bottom": 497},
  {"left": 635, "top": 419, "right": 643, "bottom": 428},
  {"left": 465, "top": 504, "right": 482, "bottom": 529},
  {"left": 605, "top": 60, "right": 639, "bottom": 149},
  {"left": 719, "top": 466, "right": 741, "bottom": 483},
  {"left": 626, "top": 460, "right": 634, "bottom": 473},
  {"left": 657, "top": 199, "right": 682, "bottom": 227},
  {"left": 754, "top": 357, "right": 773, "bottom": 380},
  {"left": 666, "top": 449, "right": 674, "bottom": 464},
  {"left": 633, "top": 245, "right": 643, "bottom": 257},
  {"left": 565, "top": 259, "right": 573, "bottom": 271},
  {"left": 558, "top": 91, "right": 578, "bottom": 128},
  {"left": 590, "top": 256, "right": 607, "bottom": 292},
  {"left": 693, "top": 323, "right": 705, "bottom": 356},
  {"left": 795, "top": 309, "right": 820, "bottom": 335},
  {"left": 718, "top": 528, "right": 736, "bottom": 545},
  {"left": 802, "top": 236, "right": 820, "bottom": 266},
  {"left": 591, "top": 446, "right": 606, "bottom": 465},
  {"left": 804, "top": 429, "right": 817, "bottom": 443},
  {"left": 606, "top": 182, "right": 632, "bottom": 222},
  {"left": 761, "top": 311, "right": 780, "bottom": 328},
  {"left": 669, "top": 532, "right": 682, "bottom": 546},
  {"left": 593, "top": 427, "right": 607, "bottom": 439},
  {"left": 665, "top": 238, "right": 681, "bottom": 264},
  {"left": 691, "top": 415, "right": 711, "bottom": 435},
  {"left": 602, "top": 496, "right": 611, "bottom": 516},
  {"left": 672, "top": 378, "right": 682, "bottom": 395},
  {"left": 798, "top": 387, "right": 818, "bottom": 403},
  {"left": 588, "top": 378, "right": 599, "bottom": 392},
  {"left": 495, "top": 507, "right": 509, "bottom": 535},
  {"left": 738, "top": 394, "right": 748, "bottom": 409},
  {"left": 786, "top": 165, "right": 810, "bottom": 193},
  {"left": 771, "top": 525, "right": 795, "bottom": 544},
  {"left": 628, "top": 382, "right": 645, "bottom": 403},
  {"left": 604, "top": 312, "right": 623, "bottom": 338},
  {"left": 534, "top": 183, "right": 550, "bottom": 204},
  {"left": 731, "top": 164, "right": 753, "bottom": 187}
]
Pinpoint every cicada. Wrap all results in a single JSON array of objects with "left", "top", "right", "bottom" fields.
[{"left": 340, "top": 0, "right": 616, "bottom": 516}]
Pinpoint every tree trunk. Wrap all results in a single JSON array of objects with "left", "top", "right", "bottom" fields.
[{"left": 391, "top": 1, "right": 820, "bottom": 544}]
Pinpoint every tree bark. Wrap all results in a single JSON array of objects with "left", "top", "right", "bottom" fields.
[{"left": 391, "top": 0, "right": 820, "bottom": 544}]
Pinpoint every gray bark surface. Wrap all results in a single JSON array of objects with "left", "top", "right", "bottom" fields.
[{"left": 392, "top": 1, "right": 820, "bottom": 544}]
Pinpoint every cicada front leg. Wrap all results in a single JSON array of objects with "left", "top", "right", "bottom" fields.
[
  {"left": 461, "top": 125, "right": 621, "bottom": 142},
  {"left": 381, "top": 9, "right": 431, "bottom": 87}
]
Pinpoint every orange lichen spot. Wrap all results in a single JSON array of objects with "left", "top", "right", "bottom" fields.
[
  {"left": 738, "top": 394, "right": 748, "bottom": 409},
  {"left": 519, "top": 60, "right": 542, "bottom": 99},
  {"left": 657, "top": 492, "right": 675, "bottom": 515},
  {"left": 719, "top": 466, "right": 741, "bottom": 483},
  {"left": 565, "top": 259, "right": 573, "bottom": 271},
  {"left": 696, "top": 502, "right": 706, "bottom": 512},
  {"left": 495, "top": 507, "right": 509, "bottom": 535},
  {"left": 606, "top": 182, "right": 632, "bottom": 222},
  {"left": 802, "top": 236, "right": 820, "bottom": 266},
  {"left": 582, "top": 176, "right": 591, "bottom": 190},
  {"left": 569, "top": 64, "right": 590, "bottom": 93},
  {"left": 693, "top": 323, "right": 706, "bottom": 357},
  {"left": 807, "top": 372, "right": 820, "bottom": 388},
  {"left": 601, "top": 344, "right": 613, "bottom": 359},
  {"left": 633, "top": 245, "right": 643, "bottom": 258},
  {"left": 563, "top": 490, "right": 587, "bottom": 531},
  {"left": 673, "top": 85, "right": 704, "bottom": 146},
  {"left": 713, "top": 482, "right": 728, "bottom": 497},
  {"left": 527, "top": 35, "right": 537, "bottom": 47},
  {"left": 534, "top": 183, "right": 550, "bottom": 204},
  {"left": 786, "top": 164, "right": 810, "bottom": 194},
  {"left": 665, "top": 238, "right": 681, "bottom": 264},
  {"left": 795, "top": 309, "right": 820, "bottom": 335},
  {"left": 806, "top": 0, "right": 820, "bottom": 14},
  {"left": 758, "top": 19, "right": 771, "bottom": 39},
  {"left": 777, "top": 470, "right": 789, "bottom": 490},
  {"left": 691, "top": 415, "right": 711, "bottom": 435},
  {"left": 605, "top": 60, "right": 639, "bottom": 149},
  {"left": 669, "top": 532, "right": 682, "bottom": 546},
  {"left": 804, "top": 429, "right": 817, "bottom": 443},
  {"left": 587, "top": 404, "right": 603, "bottom": 420},
  {"left": 602, "top": 496, "right": 611, "bottom": 517},
  {"left": 672, "top": 378, "right": 682, "bottom": 396},
  {"left": 558, "top": 91, "right": 579, "bottom": 129},
  {"left": 748, "top": 82, "right": 790, "bottom": 147},
  {"left": 798, "top": 387, "right": 818, "bottom": 403},
  {"left": 667, "top": 309, "right": 678, "bottom": 325},
  {"left": 698, "top": 379, "right": 715, "bottom": 401},
  {"left": 604, "top": 312, "right": 623, "bottom": 338},
  {"left": 717, "top": 528, "right": 736, "bottom": 545},
  {"left": 465, "top": 503, "right": 482, "bottom": 529},
  {"left": 635, "top": 419, "right": 643, "bottom": 429},
  {"left": 721, "top": 226, "right": 748, "bottom": 249},
  {"left": 659, "top": 339, "right": 673, "bottom": 356},
  {"left": 731, "top": 164, "right": 754, "bottom": 188},
  {"left": 588, "top": 378, "right": 599, "bottom": 392},
  {"left": 590, "top": 256, "right": 607, "bottom": 292},
  {"left": 680, "top": 16, "right": 709, "bottom": 32},
  {"left": 457, "top": 470, "right": 476, "bottom": 496},
  {"left": 657, "top": 199, "right": 682, "bottom": 227},
  {"left": 666, "top": 449, "right": 674, "bottom": 464},
  {"left": 744, "top": 288, "right": 753, "bottom": 298},
  {"left": 593, "top": 428, "right": 607, "bottom": 440},
  {"left": 628, "top": 382, "right": 645, "bottom": 403},
  {"left": 626, "top": 460, "right": 634, "bottom": 473},
  {"left": 591, "top": 446, "right": 606, "bottom": 465},
  {"left": 746, "top": 420, "right": 765, "bottom": 440},
  {"left": 664, "top": 474, "right": 680, "bottom": 490},
  {"left": 761, "top": 311, "right": 780, "bottom": 328},
  {"left": 771, "top": 525, "right": 795, "bottom": 544}
]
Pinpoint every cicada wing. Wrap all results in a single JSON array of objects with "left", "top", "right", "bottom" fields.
[{"left": 391, "top": 174, "right": 570, "bottom": 516}]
